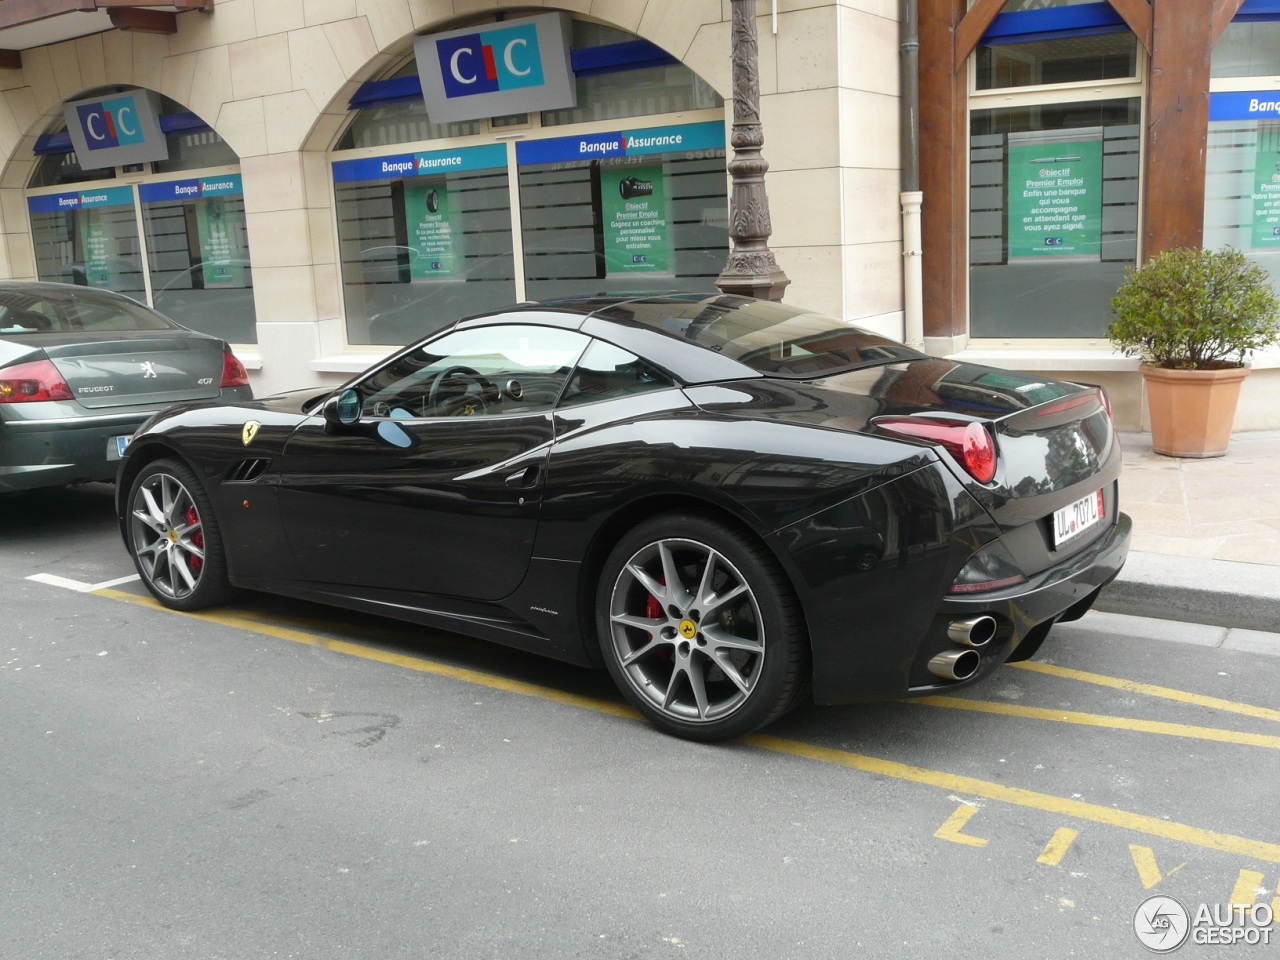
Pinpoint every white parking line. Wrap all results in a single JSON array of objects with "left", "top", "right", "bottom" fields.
[{"left": 26, "top": 573, "right": 140, "bottom": 593}]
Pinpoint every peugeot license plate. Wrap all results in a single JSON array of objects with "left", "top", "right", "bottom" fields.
[{"left": 1053, "top": 488, "right": 1104, "bottom": 547}]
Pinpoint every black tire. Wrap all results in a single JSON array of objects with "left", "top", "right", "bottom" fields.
[
  {"left": 125, "top": 458, "right": 231, "bottom": 611},
  {"left": 596, "top": 513, "right": 808, "bottom": 741}
]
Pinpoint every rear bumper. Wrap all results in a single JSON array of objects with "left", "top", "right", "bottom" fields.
[
  {"left": 904, "top": 510, "right": 1132, "bottom": 694},
  {"left": 0, "top": 409, "right": 154, "bottom": 492},
  {"left": 805, "top": 508, "right": 1132, "bottom": 706}
]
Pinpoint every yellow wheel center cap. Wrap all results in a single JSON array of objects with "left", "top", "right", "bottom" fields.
[
  {"left": 678, "top": 619, "right": 697, "bottom": 640},
  {"left": 167, "top": 529, "right": 178, "bottom": 543}
]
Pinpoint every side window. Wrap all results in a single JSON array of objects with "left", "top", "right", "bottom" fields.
[
  {"left": 560, "top": 340, "right": 674, "bottom": 408},
  {"left": 358, "top": 324, "right": 589, "bottom": 419}
]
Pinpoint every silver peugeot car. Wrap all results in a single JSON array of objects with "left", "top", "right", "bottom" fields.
[{"left": 0, "top": 281, "right": 253, "bottom": 493}]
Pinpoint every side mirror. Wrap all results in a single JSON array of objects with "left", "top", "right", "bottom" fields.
[{"left": 323, "top": 388, "right": 362, "bottom": 430}]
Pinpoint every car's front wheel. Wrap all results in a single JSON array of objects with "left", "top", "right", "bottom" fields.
[
  {"left": 126, "top": 458, "right": 230, "bottom": 611},
  {"left": 597, "top": 514, "right": 808, "bottom": 741}
]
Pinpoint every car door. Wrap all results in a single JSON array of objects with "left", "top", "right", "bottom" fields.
[{"left": 278, "top": 323, "right": 589, "bottom": 601}]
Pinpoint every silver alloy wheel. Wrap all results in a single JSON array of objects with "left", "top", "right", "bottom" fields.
[
  {"left": 608, "top": 537, "right": 765, "bottom": 723},
  {"left": 129, "top": 471, "right": 207, "bottom": 601}
]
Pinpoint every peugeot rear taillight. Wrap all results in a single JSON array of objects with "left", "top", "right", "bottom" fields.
[
  {"left": 220, "top": 350, "right": 249, "bottom": 388},
  {"left": 0, "top": 359, "right": 74, "bottom": 403},
  {"left": 874, "top": 416, "right": 997, "bottom": 484}
]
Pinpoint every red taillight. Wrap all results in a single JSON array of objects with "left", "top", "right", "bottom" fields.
[
  {"left": 0, "top": 359, "right": 74, "bottom": 403},
  {"left": 874, "top": 416, "right": 998, "bottom": 484},
  {"left": 220, "top": 350, "right": 249, "bottom": 388}
]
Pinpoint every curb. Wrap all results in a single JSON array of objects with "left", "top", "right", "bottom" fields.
[{"left": 1094, "top": 551, "right": 1280, "bottom": 634}]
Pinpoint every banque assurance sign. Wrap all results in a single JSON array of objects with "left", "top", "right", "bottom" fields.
[{"left": 415, "top": 13, "right": 576, "bottom": 124}]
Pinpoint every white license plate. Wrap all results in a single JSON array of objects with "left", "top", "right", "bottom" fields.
[{"left": 1052, "top": 488, "right": 1104, "bottom": 547}]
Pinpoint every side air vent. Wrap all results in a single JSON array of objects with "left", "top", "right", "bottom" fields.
[{"left": 226, "top": 458, "right": 270, "bottom": 483}]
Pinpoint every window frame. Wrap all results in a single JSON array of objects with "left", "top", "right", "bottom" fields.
[
  {"left": 964, "top": 5, "right": 1147, "bottom": 345},
  {"left": 352, "top": 322, "right": 592, "bottom": 422}
]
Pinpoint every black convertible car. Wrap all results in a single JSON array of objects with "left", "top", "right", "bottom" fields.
[{"left": 116, "top": 295, "right": 1130, "bottom": 740}]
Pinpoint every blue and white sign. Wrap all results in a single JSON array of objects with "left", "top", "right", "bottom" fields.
[
  {"left": 27, "top": 186, "right": 135, "bottom": 215},
  {"left": 138, "top": 174, "right": 244, "bottom": 204},
  {"left": 1210, "top": 91, "right": 1280, "bottom": 122},
  {"left": 415, "top": 12, "right": 576, "bottom": 124},
  {"left": 62, "top": 89, "right": 168, "bottom": 171},
  {"left": 515, "top": 121, "right": 726, "bottom": 166},
  {"left": 332, "top": 144, "right": 508, "bottom": 184}
]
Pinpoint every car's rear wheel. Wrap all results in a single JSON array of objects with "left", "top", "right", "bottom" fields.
[
  {"left": 597, "top": 514, "right": 808, "bottom": 741},
  {"left": 126, "top": 458, "right": 230, "bottom": 611}
]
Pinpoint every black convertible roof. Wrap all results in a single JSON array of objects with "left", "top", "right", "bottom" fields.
[{"left": 520, "top": 293, "right": 927, "bottom": 381}]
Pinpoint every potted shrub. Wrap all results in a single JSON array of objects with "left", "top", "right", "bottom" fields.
[{"left": 1108, "top": 246, "right": 1280, "bottom": 457}]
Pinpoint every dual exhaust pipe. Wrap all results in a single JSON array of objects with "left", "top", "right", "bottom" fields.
[
  {"left": 927, "top": 615, "right": 998, "bottom": 682},
  {"left": 947, "top": 615, "right": 997, "bottom": 648}
]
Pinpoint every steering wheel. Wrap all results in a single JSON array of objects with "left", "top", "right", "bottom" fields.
[{"left": 427, "top": 365, "right": 496, "bottom": 416}]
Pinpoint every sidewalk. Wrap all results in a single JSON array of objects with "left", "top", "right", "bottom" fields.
[{"left": 1093, "top": 431, "right": 1280, "bottom": 633}]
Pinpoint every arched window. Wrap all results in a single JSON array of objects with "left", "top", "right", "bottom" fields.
[
  {"left": 330, "top": 17, "right": 728, "bottom": 346},
  {"left": 26, "top": 91, "right": 255, "bottom": 343}
]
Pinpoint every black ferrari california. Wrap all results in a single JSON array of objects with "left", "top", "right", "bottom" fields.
[{"left": 116, "top": 295, "right": 1130, "bottom": 740}]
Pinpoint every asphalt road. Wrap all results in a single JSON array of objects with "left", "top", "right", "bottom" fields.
[{"left": 3, "top": 484, "right": 1278, "bottom": 959}]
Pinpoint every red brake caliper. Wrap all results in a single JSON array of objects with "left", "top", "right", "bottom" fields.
[
  {"left": 185, "top": 505, "right": 204, "bottom": 573},
  {"left": 646, "top": 577, "right": 668, "bottom": 660}
]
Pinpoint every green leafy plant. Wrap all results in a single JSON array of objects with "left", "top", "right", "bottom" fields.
[{"left": 1108, "top": 246, "right": 1280, "bottom": 369}]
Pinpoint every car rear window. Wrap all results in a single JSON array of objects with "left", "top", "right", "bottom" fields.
[
  {"left": 0, "top": 288, "right": 175, "bottom": 335},
  {"left": 592, "top": 295, "right": 924, "bottom": 377}
]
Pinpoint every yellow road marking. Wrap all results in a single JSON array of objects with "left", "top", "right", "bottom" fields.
[
  {"left": 94, "top": 589, "right": 639, "bottom": 721},
  {"left": 744, "top": 733, "right": 1280, "bottom": 864},
  {"left": 1129, "top": 844, "right": 1185, "bottom": 890},
  {"left": 1037, "top": 827, "right": 1079, "bottom": 866},
  {"left": 1225, "top": 870, "right": 1280, "bottom": 916},
  {"left": 915, "top": 696, "right": 1280, "bottom": 750},
  {"left": 1012, "top": 661, "right": 1280, "bottom": 724},
  {"left": 96, "top": 587, "right": 1280, "bottom": 865},
  {"left": 934, "top": 804, "right": 988, "bottom": 847},
  {"left": 1231, "top": 870, "right": 1267, "bottom": 910}
]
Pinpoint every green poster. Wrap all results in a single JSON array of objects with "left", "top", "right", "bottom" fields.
[
  {"left": 195, "top": 199, "right": 247, "bottom": 287},
  {"left": 404, "top": 182, "right": 457, "bottom": 279},
  {"left": 1251, "top": 126, "right": 1280, "bottom": 249},
  {"left": 601, "top": 163, "right": 670, "bottom": 275},
  {"left": 1007, "top": 131, "right": 1103, "bottom": 260},
  {"left": 78, "top": 210, "right": 114, "bottom": 288}
]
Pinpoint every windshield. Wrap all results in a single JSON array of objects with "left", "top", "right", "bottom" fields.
[
  {"left": 0, "top": 287, "right": 175, "bottom": 335},
  {"left": 594, "top": 295, "right": 925, "bottom": 377}
]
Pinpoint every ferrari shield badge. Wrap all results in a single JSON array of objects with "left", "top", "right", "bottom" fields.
[{"left": 242, "top": 421, "right": 261, "bottom": 446}]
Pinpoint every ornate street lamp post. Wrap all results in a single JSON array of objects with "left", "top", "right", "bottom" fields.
[{"left": 716, "top": 0, "right": 790, "bottom": 302}]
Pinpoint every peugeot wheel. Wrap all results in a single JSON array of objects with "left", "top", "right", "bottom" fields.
[
  {"left": 127, "top": 458, "right": 230, "bottom": 611},
  {"left": 597, "top": 514, "right": 808, "bottom": 741}
]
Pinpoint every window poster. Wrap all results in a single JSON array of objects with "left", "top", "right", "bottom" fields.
[
  {"left": 195, "top": 199, "right": 248, "bottom": 287},
  {"left": 600, "top": 162, "right": 671, "bottom": 275},
  {"left": 403, "top": 181, "right": 458, "bottom": 280},
  {"left": 1007, "top": 128, "right": 1103, "bottom": 261},
  {"left": 78, "top": 210, "right": 115, "bottom": 288},
  {"left": 1251, "top": 125, "right": 1280, "bottom": 249}
]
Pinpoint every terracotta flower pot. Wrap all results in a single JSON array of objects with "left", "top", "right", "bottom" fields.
[{"left": 1140, "top": 363, "right": 1250, "bottom": 458}]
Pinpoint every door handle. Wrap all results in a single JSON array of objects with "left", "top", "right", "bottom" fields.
[{"left": 505, "top": 464, "right": 541, "bottom": 488}]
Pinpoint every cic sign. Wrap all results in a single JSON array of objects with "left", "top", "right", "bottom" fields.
[
  {"left": 62, "top": 89, "right": 168, "bottom": 171},
  {"left": 415, "top": 13, "right": 576, "bottom": 124}
]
